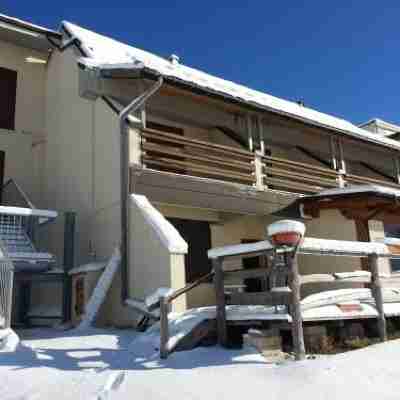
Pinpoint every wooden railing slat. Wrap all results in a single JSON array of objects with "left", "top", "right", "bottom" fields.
[
  {"left": 142, "top": 157, "right": 254, "bottom": 183},
  {"left": 143, "top": 127, "right": 254, "bottom": 158},
  {"left": 143, "top": 142, "right": 253, "bottom": 171},
  {"left": 264, "top": 176, "right": 322, "bottom": 193},
  {"left": 264, "top": 155, "right": 338, "bottom": 177},
  {"left": 223, "top": 267, "right": 269, "bottom": 279},
  {"left": 346, "top": 173, "right": 399, "bottom": 189},
  {"left": 226, "top": 290, "right": 291, "bottom": 306},
  {"left": 267, "top": 166, "right": 338, "bottom": 187}
]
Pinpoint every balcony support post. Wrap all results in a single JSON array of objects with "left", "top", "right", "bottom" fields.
[
  {"left": 393, "top": 156, "right": 400, "bottom": 184},
  {"left": 246, "top": 115, "right": 254, "bottom": 152},
  {"left": 253, "top": 151, "right": 265, "bottom": 190},
  {"left": 257, "top": 116, "right": 265, "bottom": 155}
]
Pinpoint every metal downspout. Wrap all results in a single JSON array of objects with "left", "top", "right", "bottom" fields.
[{"left": 119, "top": 77, "right": 164, "bottom": 301}]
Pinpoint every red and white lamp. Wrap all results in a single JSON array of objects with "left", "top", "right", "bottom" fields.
[{"left": 267, "top": 220, "right": 305, "bottom": 248}]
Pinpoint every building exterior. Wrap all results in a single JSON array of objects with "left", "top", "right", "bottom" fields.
[{"left": 1, "top": 13, "right": 400, "bottom": 327}]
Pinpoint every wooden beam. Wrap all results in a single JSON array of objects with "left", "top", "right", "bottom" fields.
[
  {"left": 224, "top": 267, "right": 269, "bottom": 280},
  {"left": 359, "top": 161, "right": 396, "bottom": 183},
  {"left": 287, "top": 253, "right": 305, "bottom": 361},
  {"left": 215, "top": 126, "right": 248, "bottom": 149},
  {"left": 296, "top": 146, "right": 332, "bottom": 168},
  {"left": 213, "top": 258, "right": 227, "bottom": 346},
  {"left": 226, "top": 290, "right": 291, "bottom": 306},
  {"left": 369, "top": 254, "right": 387, "bottom": 342}
]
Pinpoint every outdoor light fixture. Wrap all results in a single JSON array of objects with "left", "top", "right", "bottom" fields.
[{"left": 267, "top": 220, "right": 305, "bottom": 247}]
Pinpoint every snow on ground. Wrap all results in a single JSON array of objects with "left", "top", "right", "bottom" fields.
[{"left": 2, "top": 327, "right": 400, "bottom": 399}]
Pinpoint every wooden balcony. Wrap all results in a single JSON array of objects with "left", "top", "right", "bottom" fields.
[{"left": 134, "top": 127, "right": 400, "bottom": 198}]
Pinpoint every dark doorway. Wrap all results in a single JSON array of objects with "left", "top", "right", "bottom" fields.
[
  {"left": 0, "top": 151, "right": 4, "bottom": 203},
  {"left": 0, "top": 67, "right": 17, "bottom": 131},
  {"left": 241, "top": 238, "right": 264, "bottom": 292},
  {"left": 168, "top": 218, "right": 212, "bottom": 282}
]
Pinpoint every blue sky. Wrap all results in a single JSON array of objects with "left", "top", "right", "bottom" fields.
[{"left": 2, "top": 1, "right": 399, "bottom": 126}]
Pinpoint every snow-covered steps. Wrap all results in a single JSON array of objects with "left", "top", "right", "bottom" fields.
[
  {"left": 130, "top": 305, "right": 292, "bottom": 358},
  {"left": 131, "top": 288, "right": 400, "bottom": 359}
]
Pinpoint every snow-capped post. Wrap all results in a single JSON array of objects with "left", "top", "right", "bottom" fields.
[
  {"left": 268, "top": 220, "right": 306, "bottom": 361},
  {"left": 369, "top": 253, "right": 387, "bottom": 342}
]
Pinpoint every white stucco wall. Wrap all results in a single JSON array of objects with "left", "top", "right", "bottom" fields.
[
  {"left": 128, "top": 195, "right": 187, "bottom": 312},
  {"left": 0, "top": 39, "right": 47, "bottom": 204}
]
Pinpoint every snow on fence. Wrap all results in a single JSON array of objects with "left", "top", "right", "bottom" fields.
[
  {"left": 0, "top": 253, "right": 14, "bottom": 330},
  {"left": 156, "top": 219, "right": 397, "bottom": 360}
]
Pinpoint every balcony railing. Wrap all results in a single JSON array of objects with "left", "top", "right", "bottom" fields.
[
  {"left": 138, "top": 127, "right": 400, "bottom": 195},
  {"left": 141, "top": 127, "right": 254, "bottom": 185},
  {"left": 262, "top": 155, "right": 340, "bottom": 193}
]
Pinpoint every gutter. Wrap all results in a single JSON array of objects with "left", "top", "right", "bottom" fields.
[{"left": 119, "top": 76, "right": 164, "bottom": 301}]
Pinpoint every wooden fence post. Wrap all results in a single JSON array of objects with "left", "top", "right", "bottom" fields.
[
  {"left": 287, "top": 252, "right": 306, "bottom": 360},
  {"left": 213, "top": 258, "right": 227, "bottom": 346},
  {"left": 369, "top": 254, "right": 387, "bottom": 342},
  {"left": 159, "top": 296, "right": 170, "bottom": 359}
]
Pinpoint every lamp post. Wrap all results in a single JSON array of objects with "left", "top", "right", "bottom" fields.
[{"left": 267, "top": 220, "right": 306, "bottom": 361}]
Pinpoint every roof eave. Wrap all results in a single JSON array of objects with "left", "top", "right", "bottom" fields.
[{"left": 77, "top": 60, "right": 400, "bottom": 154}]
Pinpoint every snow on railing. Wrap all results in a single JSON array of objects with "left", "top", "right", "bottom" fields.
[{"left": 208, "top": 237, "right": 390, "bottom": 259}]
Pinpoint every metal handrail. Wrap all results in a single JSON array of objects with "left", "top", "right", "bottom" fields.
[{"left": 2, "top": 179, "right": 35, "bottom": 209}]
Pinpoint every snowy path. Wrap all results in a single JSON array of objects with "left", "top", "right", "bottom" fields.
[
  {"left": 2, "top": 328, "right": 400, "bottom": 399},
  {"left": 0, "top": 329, "right": 136, "bottom": 400}
]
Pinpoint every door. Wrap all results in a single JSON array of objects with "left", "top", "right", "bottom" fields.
[{"left": 168, "top": 218, "right": 212, "bottom": 283}]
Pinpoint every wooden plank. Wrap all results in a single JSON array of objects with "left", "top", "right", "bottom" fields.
[
  {"left": 213, "top": 258, "right": 227, "bottom": 346},
  {"left": 143, "top": 127, "right": 254, "bottom": 158},
  {"left": 264, "top": 176, "right": 321, "bottom": 193},
  {"left": 142, "top": 157, "right": 254, "bottom": 183},
  {"left": 159, "top": 296, "right": 170, "bottom": 359},
  {"left": 143, "top": 141, "right": 253, "bottom": 171},
  {"left": 226, "top": 290, "right": 291, "bottom": 306},
  {"left": 268, "top": 166, "right": 337, "bottom": 187},
  {"left": 287, "top": 253, "right": 306, "bottom": 361},
  {"left": 266, "top": 156, "right": 339, "bottom": 179},
  {"left": 264, "top": 154, "right": 338, "bottom": 177},
  {"left": 346, "top": 173, "right": 400, "bottom": 189},
  {"left": 369, "top": 254, "right": 387, "bottom": 342},
  {"left": 224, "top": 267, "right": 269, "bottom": 280},
  {"left": 300, "top": 274, "right": 335, "bottom": 285}
]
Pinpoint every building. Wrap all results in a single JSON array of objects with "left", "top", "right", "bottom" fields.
[{"left": 1, "top": 13, "right": 400, "bottom": 327}]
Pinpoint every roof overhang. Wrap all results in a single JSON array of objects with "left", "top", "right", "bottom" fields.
[
  {"left": 298, "top": 185, "right": 400, "bottom": 223},
  {"left": 76, "top": 59, "right": 400, "bottom": 154},
  {"left": 0, "top": 14, "right": 60, "bottom": 53}
]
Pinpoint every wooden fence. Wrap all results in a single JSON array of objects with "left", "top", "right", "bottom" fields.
[{"left": 207, "top": 237, "right": 392, "bottom": 361}]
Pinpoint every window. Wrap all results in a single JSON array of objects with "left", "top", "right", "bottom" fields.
[{"left": 0, "top": 67, "right": 17, "bottom": 130}]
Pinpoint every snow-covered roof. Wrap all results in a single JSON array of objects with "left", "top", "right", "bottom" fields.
[
  {"left": 304, "top": 184, "right": 400, "bottom": 199},
  {"left": 63, "top": 20, "right": 400, "bottom": 153},
  {"left": 0, "top": 14, "right": 60, "bottom": 37},
  {"left": 359, "top": 118, "right": 400, "bottom": 133}
]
